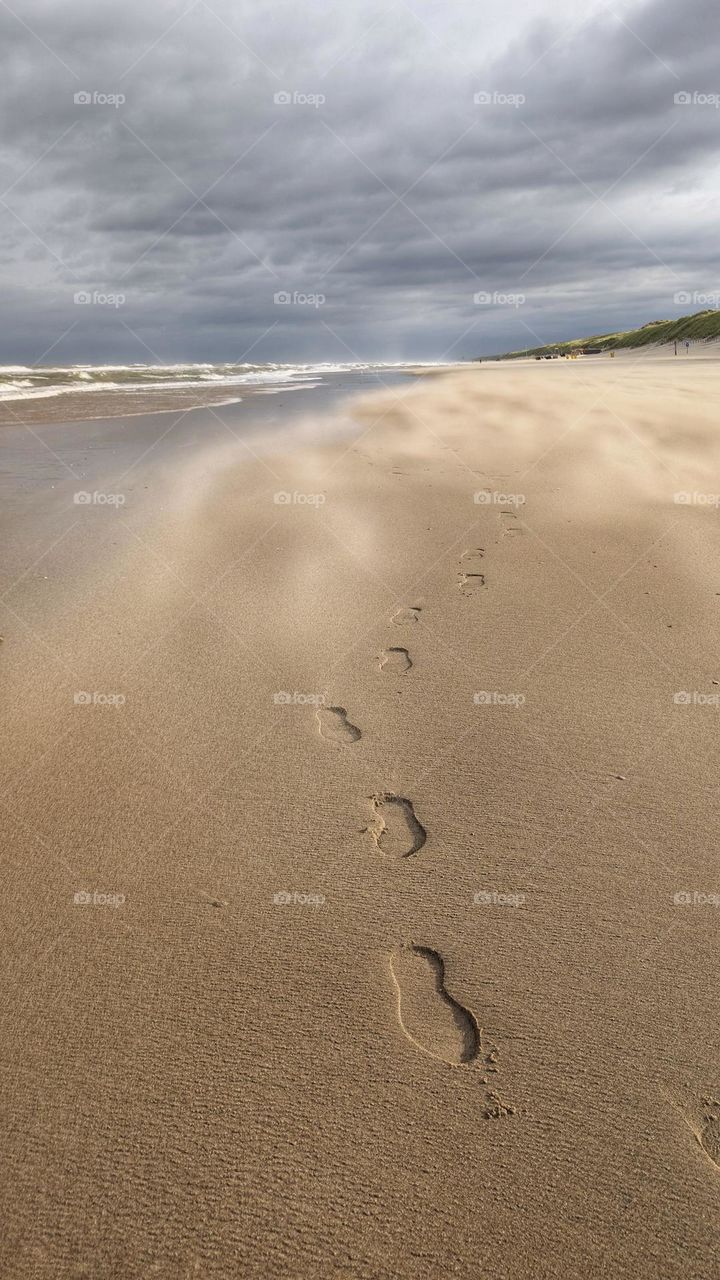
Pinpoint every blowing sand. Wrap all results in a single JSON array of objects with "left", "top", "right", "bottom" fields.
[{"left": 2, "top": 357, "right": 719, "bottom": 1277}]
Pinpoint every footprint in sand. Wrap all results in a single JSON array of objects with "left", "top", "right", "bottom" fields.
[
  {"left": 392, "top": 605, "right": 422, "bottom": 624},
  {"left": 370, "top": 793, "right": 426, "bottom": 857},
  {"left": 499, "top": 511, "right": 524, "bottom": 535},
  {"left": 699, "top": 1103, "right": 720, "bottom": 1168},
  {"left": 390, "top": 943, "right": 480, "bottom": 1065},
  {"left": 316, "top": 705, "right": 361, "bottom": 746},
  {"left": 458, "top": 548, "right": 486, "bottom": 592},
  {"left": 379, "top": 647, "right": 412, "bottom": 674},
  {"left": 199, "top": 892, "right": 227, "bottom": 908}
]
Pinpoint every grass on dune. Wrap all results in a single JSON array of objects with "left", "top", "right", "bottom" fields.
[{"left": 495, "top": 309, "right": 720, "bottom": 360}]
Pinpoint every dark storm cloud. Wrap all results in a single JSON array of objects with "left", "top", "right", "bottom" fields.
[{"left": 0, "top": 0, "right": 718, "bottom": 362}]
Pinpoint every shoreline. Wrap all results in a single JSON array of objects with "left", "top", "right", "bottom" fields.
[{"left": 0, "top": 363, "right": 444, "bottom": 428}]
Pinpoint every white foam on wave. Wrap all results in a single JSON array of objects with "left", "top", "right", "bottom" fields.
[{"left": 0, "top": 359, "right": 430, "bottom": 404}]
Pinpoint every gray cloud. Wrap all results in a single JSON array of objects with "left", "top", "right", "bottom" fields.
[{"left": 0, "top": 0, "right": 718, "bottom": 363}]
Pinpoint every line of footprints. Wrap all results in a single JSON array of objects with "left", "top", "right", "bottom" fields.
[
  {"left": 314, "top": 522, "right": 516, "bottom": 1116},
  {"left": 311, "top": 509, "right": 720, "bottom": 1143}
]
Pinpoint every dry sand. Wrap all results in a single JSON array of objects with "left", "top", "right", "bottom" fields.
[{"left": 2, "top": 356, "right": 719, "bottom": 1277}]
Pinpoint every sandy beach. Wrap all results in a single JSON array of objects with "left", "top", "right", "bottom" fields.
[{"left": 2, "top": 356, "right": 719, "bottom": 1277}]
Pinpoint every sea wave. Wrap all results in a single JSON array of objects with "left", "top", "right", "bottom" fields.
[{"left": 0, "top": 361, "right": 431, "bottom": 402}]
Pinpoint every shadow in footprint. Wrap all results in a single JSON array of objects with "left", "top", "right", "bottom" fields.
[
  {"left": 390, "top": 943, "right": 480, "bottom": 1065},
  {"left": 499, "top": 511, "right": 524, "bottom": 535},
  {"left": 392, "top": 605, "right": 422, "bottom": 624},
  {"left": 317, "top": 705, "right": 361, "bottom": 746},
  {"left": 199, "top": 892, "right": 227, "bottom": 909},
  {"left": 370, "top": 793, "right": 426, "bottom": 856},
  {"left": 379, "top": 647, "right": 412, "bottom": 674},
  {"left": 700, "top": 1105, "right": 720, "bottom": 1168},
  {"left": 458, "top": 549, "right": 485, "bottom": 592}
]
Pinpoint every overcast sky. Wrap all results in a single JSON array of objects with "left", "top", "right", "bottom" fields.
[{"left": 0, "top": 0, "right": 718, "bottom": 364}]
